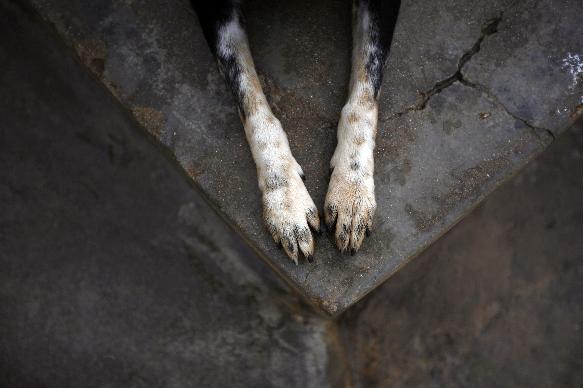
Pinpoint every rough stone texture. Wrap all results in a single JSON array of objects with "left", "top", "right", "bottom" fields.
[
  {"left": 463, "top": 0, "right": 583, "bottom": 133},
  {"left": 339, "top": 120, "right": 583, "bottom": 387},
  {"left": 2, "top": 3, "right": 583, "bottom": 386},
  {"left": 0, "top": 3, "right": 345, "bottom": 387},
  {"left": 25, "top": 0, "right": 583, "bottom": 315}
]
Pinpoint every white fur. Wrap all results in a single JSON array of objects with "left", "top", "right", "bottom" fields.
[
  {"left": 218, "top": 14, "right": 319, "bottom": 263},
  {"left": 325, "top": 4, "right": 378, "bottom": 252}
]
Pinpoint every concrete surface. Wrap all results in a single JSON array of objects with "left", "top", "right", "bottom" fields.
[
  {"left": 0, "top": 3, "right": 344, "bottom": 387},
  {"left": 339, "top": 119, "right": 583, "bottom": 387},
  {"left": 25, "top": 0, "right": 583, "bottom": 315},
  {"left": 2, "top": 2, "right": 583, "bottom": 386}
]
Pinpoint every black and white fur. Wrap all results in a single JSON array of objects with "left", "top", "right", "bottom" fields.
[{"left": 191, "top": 0, "right": 401, "bottom": 263}]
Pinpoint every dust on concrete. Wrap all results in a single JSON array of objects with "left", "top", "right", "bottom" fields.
[
  {"left": 185, "top": 162, "right": 202, "bottom": 180},
  {"left": 406, "top": 153, "right": 511, "bottom": 232},
  {"left": 571, "top": 103, "right": 583, "bottom": 119},
  {"left": 376, "top": 117, "right": 418, "bottom": 162},
  {"left": 388, "top": 158, "right": 412, "bottom": 186},
  {"left": 442, "top": 118, "right": 463, "bottom": 134},
  {"left": 132, "top": 106, "right": 163, "bottom": 137},
  {"left": 74, "top": 38, "right": 107, "bottom": 78},
  {"left": 44, "top": 10, "right": 108, "bottom": 77}
]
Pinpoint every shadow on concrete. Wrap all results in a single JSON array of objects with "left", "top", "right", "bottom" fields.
[
  {"left": 339, "top": 119, "right": 583, "bottom": 387},
  {"left": 1, "top": 1, "right": 582, "bottom": 387}
]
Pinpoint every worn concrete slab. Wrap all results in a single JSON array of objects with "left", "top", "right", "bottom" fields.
[
  {"left": 463, "top": 0, "right": 583, "bottom": 133},
  {"left": 339, "top": 119, "right": 583, "bottom": 387},
  {"left": 27, "top": 0, "right": 583, "bottom": 315},
  {"left": 0, "top": 3, "right": 345, "bottom": 386}
]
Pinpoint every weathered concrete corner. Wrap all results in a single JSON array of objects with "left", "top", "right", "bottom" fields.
[
  {"left": 27, "top": 0, "right": 583, "bottom": 315},
  {"left": 463, "top": 0, "right": 583, "bottom": 134},
  {"left": 0, "top": 3, "right": 345, "bottom": 385}
]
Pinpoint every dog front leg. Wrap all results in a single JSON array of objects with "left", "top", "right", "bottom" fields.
[
  {"left": 191, "top": 0, "right": 320, "bottom": 263},
  {"left": 325, "top": 0, "right": 401, "bottom": 254}
]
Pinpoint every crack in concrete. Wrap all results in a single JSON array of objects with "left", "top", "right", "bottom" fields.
[
  {"left": 388, "top": 14, "right": 503, "bottom": 118},
  {"left": 386, "top": 13, "right": 556, "bottom": 147},
  {"left": 459, "top": 76, "right": 555, "bottom": 145},
  {"left": 415, "top": 14, "right": 503, "bottom": 111}
]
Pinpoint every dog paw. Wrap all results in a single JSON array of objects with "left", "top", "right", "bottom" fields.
[
  {"left": 245, "top": 112, "right": 320, "bottom": 263},
  {"left": 261, "top": 164, "right": 321, "bottom": 264},
  {"left": 325, "top": 104, "right": 377, "bottom": 254},
  {"left": 325, "top": 165, "right": 375, "bottom": 254}
]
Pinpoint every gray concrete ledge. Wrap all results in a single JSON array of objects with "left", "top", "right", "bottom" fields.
[
  {"left": 0, "top": 3, "right": 341, "bottom": 385},
  {"left": 27, "top": 0, "right": 583, "bottom": 315}
]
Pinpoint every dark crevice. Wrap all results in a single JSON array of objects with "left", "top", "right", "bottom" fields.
[
  {"left": 385, "top": 13, "right": 556, "bottom": 146},
  {"left": 459, "top": 76, "right": 555, "bottom": 145},
  {"left": 388, "top": 14, "right": 503, "bottom": 118}
]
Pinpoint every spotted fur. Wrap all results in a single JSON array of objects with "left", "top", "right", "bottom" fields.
[
  {"left": 191, "top": 0, "right": 400, "bottom": 261},
  {"left": 192, "top": 0, "right": 321, "bottom": 264},
  {"left": 326, "top": 0, "right": 400, "bottom": 254}
]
